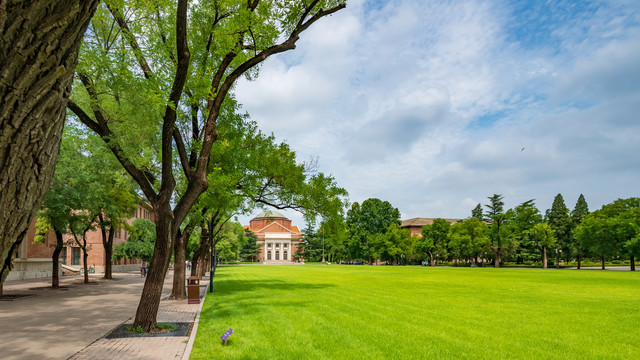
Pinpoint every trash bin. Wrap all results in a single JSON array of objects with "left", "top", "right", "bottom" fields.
[{"left": 187, "top": 276, "right": 200, "bottom": 304}]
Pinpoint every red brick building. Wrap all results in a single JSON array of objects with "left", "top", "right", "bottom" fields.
[
  {"left": 400, "top": 217, "right": 462, "bottom": 237},
  {"left": 7, "top": 203, "right": 155, "bottom": 280},
  {"left": 245, "top": 211, "right": 303, "bottom": 264}
]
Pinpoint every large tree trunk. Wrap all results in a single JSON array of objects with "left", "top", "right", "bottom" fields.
[
  {"left": 132, "top": 205, "right": 175, "bottom": 332},
  {"left": 491, "top": 248, "right": 500, "bottom": 268},
  {"left": 577, "top": 255, "right": 581, "bottom": 270},
  {"left": 98, "top": 214, "right": 114, "bottom": 279},
  {"left": 429, "top": 252, "right": 434, "bottom": 267},
  {"left": 102, "top": 227, "right": 115, "bottom": 279},
  {"left": 168, "top": 228, "right": 188, "bottom": 300},
  {"left": 601, "top": 257, "right": 605, "bottom": 270},
  {"left": 51, "top": 231, "right": 64, "bottom": 288},
  {"left": 0, "top": 0, "right": 100, "bottom": 292},
  {"left": 542, "top": 246, "right": 547, "bottom": 269},
  {"left": 630, "top": 255, "right": 635, "bottom": 271},
  {"left": 191, "top": 250, "right": 200, "bottom": 277}
]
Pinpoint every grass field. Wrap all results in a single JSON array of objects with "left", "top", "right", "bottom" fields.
[{"left": 190, "top": 265, "right": 640, "bottom": 359}]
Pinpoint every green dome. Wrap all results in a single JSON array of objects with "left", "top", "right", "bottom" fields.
[{"left": 253, "top": 210, "right": 287, "bottom": 219}]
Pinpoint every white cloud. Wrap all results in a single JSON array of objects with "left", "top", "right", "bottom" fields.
[{"left": 234, "top": 0, "right": 640, "bottom": 227}]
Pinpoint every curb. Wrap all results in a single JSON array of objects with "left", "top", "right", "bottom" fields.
[{"left": 181, "top": 278, "right": 209, "bottom": 360}]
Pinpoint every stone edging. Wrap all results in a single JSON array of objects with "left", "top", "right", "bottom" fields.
[{"left": 181, "top": 280, "right": 209, "bottom": 360}]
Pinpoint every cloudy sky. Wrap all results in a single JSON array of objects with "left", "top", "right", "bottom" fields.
[{"left": 235, "top": 0, "right": 640, "bottom": 226}]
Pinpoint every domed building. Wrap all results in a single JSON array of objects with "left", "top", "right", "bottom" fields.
[{"left": 245, "top": 211, "right": 303, "bottom": 264}]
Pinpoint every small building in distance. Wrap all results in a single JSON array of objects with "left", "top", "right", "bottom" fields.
[
  {"left": 245, "top": 211, "right": 303, "bottom": 264},
  {"left": 400, "top": 217, "right": 463, "bottom": 237}
]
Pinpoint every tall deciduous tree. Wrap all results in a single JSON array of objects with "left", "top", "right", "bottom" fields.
[
  {"left": 113, "top": 219, "right": 157, "bottom": 263},
  {"left": 449, "top": 218, "right": 489, "bottom": 266},
  {"left": 527, "top": 223, "right": 556, "bottom": 269},
  {"left": 69, "top": 0, "right": 346, "bottom": 331},
  {"left": 346, "top": 198, "right": 400, "bottom": 263},
  {"left": 575, "top": 198, "right": 640, "bottom": 270},
  {"left": 0, "top": 0, "right": 100, "bottom": 294},
  {"left": 419, "top": 219, "right": 451, "bottom": 266}
]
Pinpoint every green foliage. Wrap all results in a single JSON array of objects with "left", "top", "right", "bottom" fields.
[
  {"left": 510, "top": 199, "right": 543, "bottom": 262},
  {"left": 33, "top": 216, "right": 52, "bottom": 244},
  {"left": 547, "top": 194, "right": 571, "bottom": 254},
  {"left": 127, "top": 325, "right": 145, "bottom": 334},
  {"left": 239, "top": 229, "right": 260, "bottom": 261},
  {"left": 419, "top": 219, "right": 451, "bottom": 264},
  {"left": 112, "top": 219, "right": 156, "bottom": 262},
  {"left": 346, "top": 198, "right": 400, "bottom": 261},
  {"left": 484, "top": 194, "right": 504, "bottom": 221},
  {"left": 575, "top": 198, "right": 640, "bottom": 261},
  {"left": 215, "top": 222, "right": 246, "bottom": 261},
  {"left": 569, "top": 194, "right": 590, "bottom": 258},
  {"left": 156, "top": 323, "right": 177, "bottom": 331},
  {"left": 471, "top": 203, "right": 483, "bottom": 220},
  {"left": 449, "top": 217, "right": 489, "bottom": 263},
  {"left": 370, "top": 224, "right": 412, "bottom": 264}
]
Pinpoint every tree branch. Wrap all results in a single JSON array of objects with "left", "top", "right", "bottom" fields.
[
  {"left": 106, "top": 3, "right": 155, "bottom": 79},
  {"left": 173, "top": 125, "right": 192, "bottom": 177},
  {"left": 67, "top": 100, "right": 158, "bottom": 203},
  {"left": 158, "top": 0, "right": 190, "bottom": 206}
]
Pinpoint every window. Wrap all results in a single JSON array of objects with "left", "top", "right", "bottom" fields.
[
  {"left": 275, "top": 243, "right": 280, "bottom": 248},
  {"left": 284, "top": 243, "right": 288, "bottom": 249},
  {"left": 267, "top": 243, "right": 272, "bottom": 248},
  {"left": 275, "top": 251, "right": 280, "bottom": 260},
  {"left": 72, "top": 248, "right": 81, "bottom": 265},
  {"left": 283, "top": 251, "right": 288, "bottom": 260},
  {"left": 267, "top": 251, "right": 272, "bottom": 260},
  {"left": 61, "top": 247, "right": 67, "bottom": 265}
]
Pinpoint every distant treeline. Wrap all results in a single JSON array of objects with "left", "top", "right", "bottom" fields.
[{"left": 293, "top": 195, "right": 640, "bottom": 270}]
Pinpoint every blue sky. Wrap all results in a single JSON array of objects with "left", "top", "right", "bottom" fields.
[{"left": 234, "top": 0, "right": 640, "bottom": 226}]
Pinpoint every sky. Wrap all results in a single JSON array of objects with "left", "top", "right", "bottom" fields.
[{"left": 234, "top": 0, "right": 640, "bottom": 227}]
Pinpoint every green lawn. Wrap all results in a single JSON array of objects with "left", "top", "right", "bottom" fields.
[{"left": 190, "top": 265, "right": 640, "bottom": 359}]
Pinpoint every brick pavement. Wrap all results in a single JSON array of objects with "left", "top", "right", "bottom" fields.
[{"left": 0, "top": 271, "right": 208, "bottom": 360}]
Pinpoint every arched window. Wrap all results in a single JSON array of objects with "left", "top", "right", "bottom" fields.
[
  {"left": 267, "top": 251, "right": 272, "bottom": 260},
  {"left": 283, "top": 251, "right": 288, "bottom": 260},
  {"left": 275, "top": 251, "right": 280, "bottom": 260}
]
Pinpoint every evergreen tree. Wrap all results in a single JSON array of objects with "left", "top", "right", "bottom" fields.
[
  {"left": 484, "top": 194, "right": 504, "bottom": 221},
  {"left": 547, "top": 194, "right": 571, "bottom": 259},
  {"left": 471, "top": 203, "right": 483, "bottom": 220},
  {"left": 510, "top": 200, "right": 543, "bottom": 263},
  {"left": 484, "top": 194, "right": 516, "bottom": 267},
  {"left": 570, "top": 194, "right": 590, "bottom": 268},
  {"left": 239, "top": 230, "right": 261, "bottom": 262}
]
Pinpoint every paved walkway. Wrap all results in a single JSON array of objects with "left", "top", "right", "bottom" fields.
[{"left": 0, "top": 271, "right": 208, "bottom": 360}]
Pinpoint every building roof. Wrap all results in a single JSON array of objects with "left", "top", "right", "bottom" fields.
[
  {"left": 400, "top": 217, "right": 462, "bottom": 228},
  {"left": 252, "top": 210, "right": 288, "bottom": 220}
]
